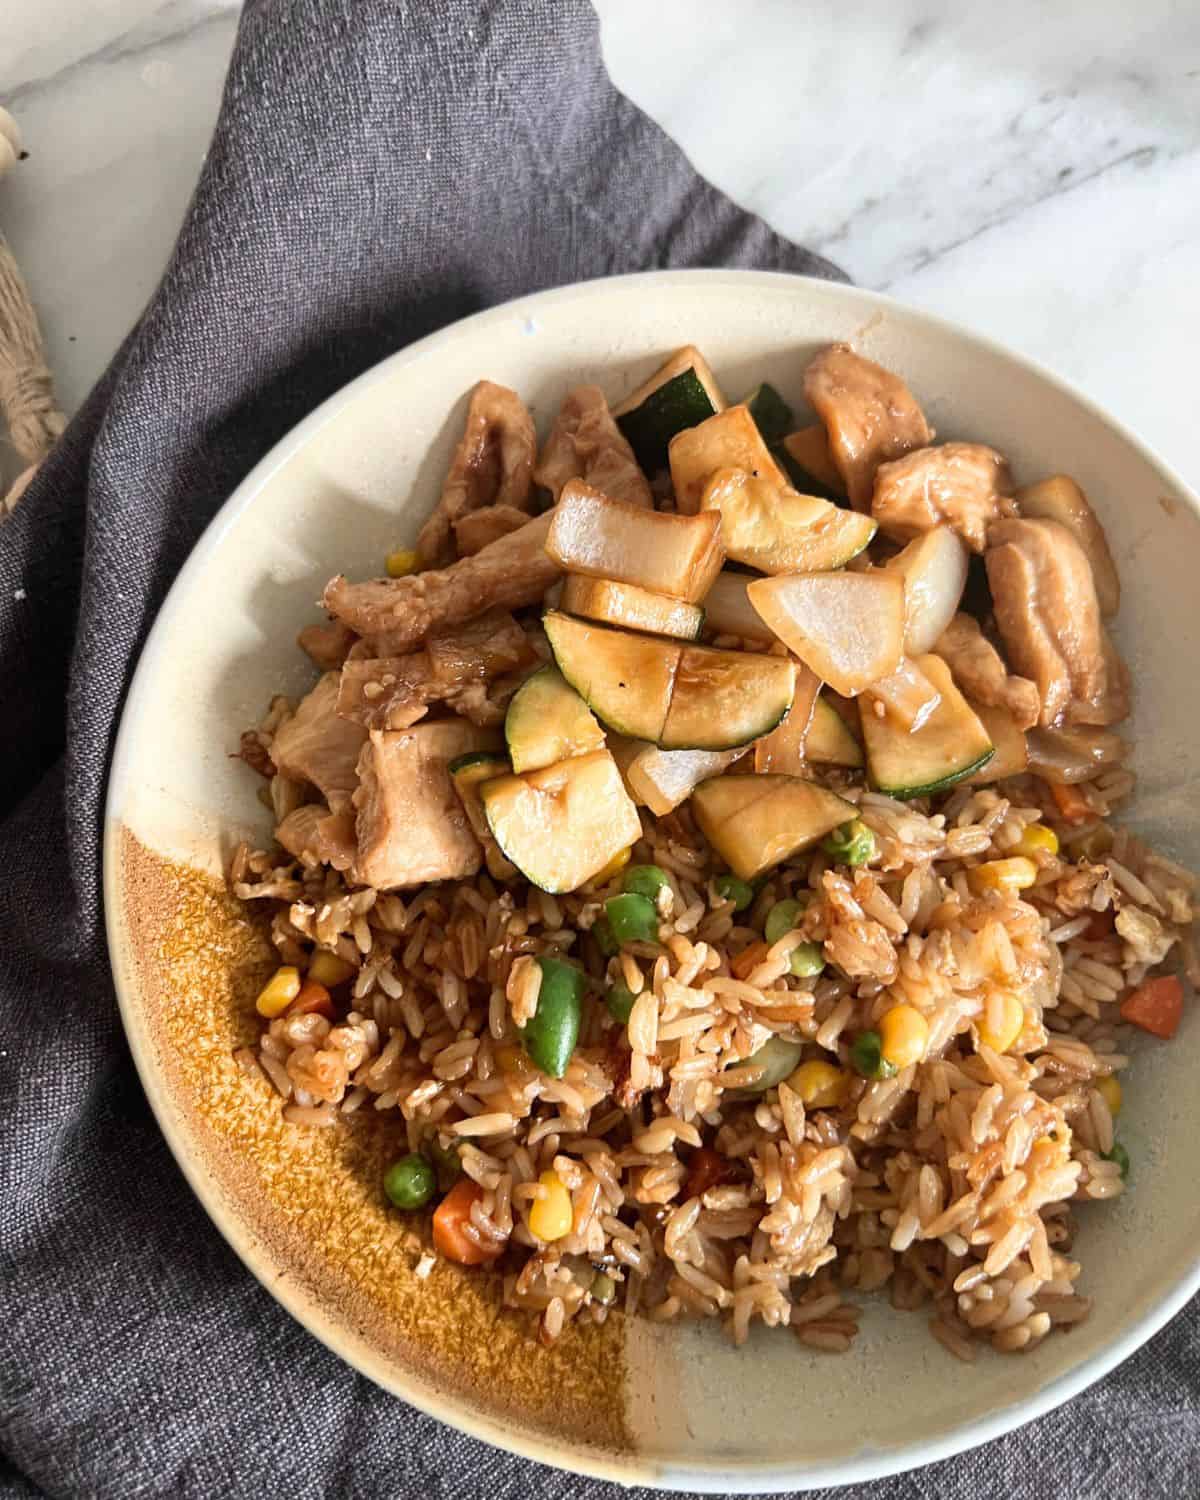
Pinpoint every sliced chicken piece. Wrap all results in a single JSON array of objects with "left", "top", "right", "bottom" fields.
[
  {"left": 425, "top": 608, "right": 533, "bottom": 684},
  {"left": 323, "top": 513, "right": 560, "bottom": 653},
  {"left": 1016, "top": 474, "right": 1120, "bottom": 617},
  {"left": 353, "top": 721, "right": 500, "bottom": 889},
  {"left": 268, "top": 673, "right": 367, "bottom": 811},
  {"left": 297, "top": 619, "right": 357, "bottom": 671},
  {"left": 985, "top": 518, "right": 1129, "bottom": 728},
  {"left": 934, "top": 613, "right": 1041, "bottom": 730},
  {"left": 803, "top": 344, "right": 932, "bottom": 511},
  {"left": 337, "top": 654, "right": 436, "bottom": 731},
  {"left": 873, "top": 443, "right": 1013, "bottom": 553},
  {"left": 416, "top": 381, "right": 536, "bottom": 568},
  {"left": 276, "top": 803, "right": 357, "bottom": 871},
  {"left": 533, "top": 384, "right": 653, "bottom": 509},
  {"left": 454, "top": 504, "right": 530, "bottom": 557}
]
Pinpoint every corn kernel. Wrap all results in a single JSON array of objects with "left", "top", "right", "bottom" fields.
[
  {"left": 385, "top": 548, "right": 420, "bottom": 578},
  {"left": 592, "top": 845, "right": 633, "bottom": 885},
  {"left": 978, "top": 989, "right": 1026, "bottom": 1053},
  {"left": 1015, "top": 823, "right": 1060, "bottom": 858},
  {"left": 255, "top": 965, "right": 302, "bottom": 1018},
  {"left": 969, "top": 856, "right": 1039, "bottom": 895},
  {"left": 528, "top": 1169, "right": 573, "bottom": 1242},
  {"left": 1096, "top": 1074, "right": 1122, "bottom": 1117},
  {"left": 308, "top": 949, "right": 356, "bottom": 988},
  {"left": 786, "top": 1060, "right": 850, "bottom": 1110},
  {"left": 879, "top": 1004, "right": 930, "bottom": 1071}
]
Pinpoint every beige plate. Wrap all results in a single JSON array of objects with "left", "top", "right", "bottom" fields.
[{"left": 104, "top": 270, "right": 1200, "bottom": 1491}]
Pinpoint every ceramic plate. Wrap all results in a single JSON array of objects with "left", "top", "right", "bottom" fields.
[{"left": 104, "top": 270, "right": 1200, "bottom": 1491}]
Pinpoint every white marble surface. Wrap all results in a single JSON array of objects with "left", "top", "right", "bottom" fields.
[{"left": 2, "top": 0, "right": 1199, "bottom": 489}]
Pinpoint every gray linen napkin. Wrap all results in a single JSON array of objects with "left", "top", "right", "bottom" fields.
[{"left": 1, "top": 2, "right": 1194, "bottom": 1497}]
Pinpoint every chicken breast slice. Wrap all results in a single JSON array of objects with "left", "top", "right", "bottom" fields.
[
  {"left": 416, "top": 381, "right": 536, "bottom": 568},
  {"left": 934, "top": 613, "right": 1041, "bottom": 730},
  {"left": 268, "top": 673, "right": 367, "bottom": 811},
  {"left": 297, "top": 619, "right": 357, "bottom": 671},
  {"left": 453, "top": 504, "right": 530, "bottom": 557},
  {"left": 323, "top": 513, "right": 560, "bottom": 653},
  {"left": 275, "top": 803, "right": 357, "bottom": 871},
  {"left": 803, "top": 344, "right": 932, "bottom": 511},
  {"left": 985, "top": 518, "right": 1129, "bottom": 728},
  {"left": 533, "top": 384, "right": 653, "bottom": 509},
  {"left": 873, "top": 443, "right": 1014, "bottom": 554},
  {"left": 353, "top": 721, "right": 501, "bottom": 889}
]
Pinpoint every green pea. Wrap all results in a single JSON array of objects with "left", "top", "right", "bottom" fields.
[
  {"left": 428, "top": 1138, "right": 463, "bottom": 1191},
  {"left": 739, "top": 1035, "right": 805, "bottom": 1093},
  {"left": 849, "top": 1029, "right": 897, "bottom": 1081},
  {"left": 591, "top": 1271, "right": 617, "bottom": 1305},
  {"left": 606, "top": 981, "right": 637, "bottom": 1023},
  {"left": 592, "top": 915, "right": 619, "bottom": 958},
  {"left": 788, "top": 941, "right": 826, "bottom": 978},
  {"left": 383, "top": 1152, "right": 436, "bottom": 1210},
  {"left": 605, "top": 892, "right": 659, "bottom": 945},
  {"left": 1103, "top": 1142, "right": 1131, "bottom": 1180},
  {"left": 714, "top": 874, "right": 755, "bottom": 912},
  {"left": 822, "top": 818, "right": 877, "bottom": 867},
  {"left": 765, "top": 898, "right": 805, "bottom": 945},
  {"left": 622, "top": 864, "right": 671, "bottom": 902},
  {"left": 519, "top": 956, "right": 583, "bottom": 1078}
]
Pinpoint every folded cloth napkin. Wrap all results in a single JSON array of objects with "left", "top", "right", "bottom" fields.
[{"left": 1, "top": 2, "right": 1195, "bottom": 1498}]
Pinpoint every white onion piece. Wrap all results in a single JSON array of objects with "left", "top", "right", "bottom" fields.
[{"left": 886, "top": 527, "right": 969, "bottom": 655}]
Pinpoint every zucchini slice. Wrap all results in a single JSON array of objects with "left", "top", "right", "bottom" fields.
[
  {"left": 481, "top": 749, "right": 643, "bottom": 894},
  {"left": 753, "top": 665, "right": 821, "bottom": 774},
  {"left": 964, "top": 700, "right": 1028, "bottom": 784},
  {"left": 805, "top": 697, "right": 864, "bottom": 768},
  {"left": 693, "top": 774, "right": 857, "bottom": 881},
  {"left": 544, "top": 611, "right": 794, "bottom": 751},
  {"left": 505, "top": 664, "right": 605, "bottom": 774},
  {"left": 562, "top": 574, "right": 704, "bottom": 640},
  {"left": 701, "top": 570, "right": 774, "bottom": 642},
  {"left": 747, "top": 571, "right": 905, "bottom": 697},
  {"left": 626, "top": 745, "right": 745, "bottom": 816},
  {"left": 861, "top": 654, "right": 994, "bottom": 798},
  {"left": 699, "top": 467, "right": 876, "bottom": 575},
  {"left": 545, "top": 480, "right": 723, "bottom": 603},
  {"left": 668, "top": 403, "right": 789, "bottom": 516},
  {"left": 449, "top": 752, "right": 518, "bottom": 880},
  {"left": 780, "top": 425, "right": 845, "bottom": 497},
  {"left": 743, "top": 382, "right": 794, "bottom": 445},
  {"left": 613, "top": 346, "right": 726, "bottom": 473}
]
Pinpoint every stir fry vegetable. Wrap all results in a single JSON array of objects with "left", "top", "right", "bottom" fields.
[
  {"left": 520, "top": 957, "right": 584, "bottom": 1076},
  {"left": 384, "top": 1153, "right": 436, "bottom": 1210}
]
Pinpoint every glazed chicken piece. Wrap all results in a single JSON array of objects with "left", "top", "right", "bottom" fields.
[
  {"left": 268, "top": 673, "right": 367, "bottom": 812},
  {"left": 453, "top": 504, "right": 530, "bottom": 557},
  {"left": 934, "top": 613, "right": 1041, "bottom": 730},
  {"left": 297, "top": 619, "right": 357, "bottom": 671},
  {"left": 416, "top": 381, "right": 536, "bottom": 568},
  {"left": 323, "top": 513, "right": 560, "bottom": 653},
  {"left": 337, "top": 654, "right": 440, "bottom": 731},
  {"left": 803, "top": 344, "right": 932, "bottom": 511},
  {"left": 425, "top": 608, "right": 533, "bottom": 683},
  {"left": 985, "top": 518, "right": 1130, "bottom": 728},
  {"left": 1016, "top": 474, "right": 1120, "bottom": 617},
  {"left": 353, "top": 722, "right": 500, "bottom": 889},
  {"left": 275, "top": 803, "right": 357, "bottom": 871},
  {"left": 533, "top": 384, "right": 653, "bottom": 509},
  {"left": 873, "top": 443, "right": 1013, "bottom": 554}
]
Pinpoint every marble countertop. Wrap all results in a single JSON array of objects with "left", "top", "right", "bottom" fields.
[{"left": 3, "top": 0, "right": 1199, "bottom": 488}]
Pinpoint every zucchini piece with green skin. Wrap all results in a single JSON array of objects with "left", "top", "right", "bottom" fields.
[
  {"left": 543, "top": 611, "right": 794, "bottom": 751},
  {"left": 692, "top": 774, "right": 857, "bottom": 881},
  {"left": 699, "top": 468, "right": 876, "bottom": 575},
  {"left": 504, "top": 664, "right": 605, "bottom": 774},
  {"left": 448, "top": 752, "right": 518, "bottom": 880},
  {"left": 779, "top": 425, "right": 846, "bottom": 498},
  {"left": 613, "top": 346, "right": 726, "bottom": 473},
  {"left": 805, "top": 697, "right": 864, "bottom": 769},
  {"left": 669, "top": 404, "right": 790, "bottom": 516},
  {"left": 742, "top": 382, "right": 794, "bottom": 445},
  {"left": 861, "top": 654, "right": 994, "bottom": 797},
  {"left": 481, "top": 749, "right": 642, "bottom": 894},
  {"left": 520, "top": 957, "right": 584, "bottom": 1077},
  {"left": 561, "top": 575, "right": 704, "bottom": 641},
  {"left": 963, "top": 700, "right": 1028, "bottom": 784}
]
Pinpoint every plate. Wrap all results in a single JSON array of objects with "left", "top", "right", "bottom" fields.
[{"left": 104, "top": 270, "right": 1200, "bottom": 1491}]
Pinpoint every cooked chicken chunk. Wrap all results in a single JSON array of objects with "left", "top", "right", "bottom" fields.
[
  {"left": 533, "top": 384, "right": 653, "bottom": 509},
  {"left": 353, "top": 722, "right": 500, "bottom": 889},
  {"left": 1017, "top": 474, "right": 1120, "bottom": 617},
  {"left": 297, "top": 619, "right": 357, "bottom": 671},
  {"left": 425, "top": 608, "right": 532, "bottom": 683},
  {"left": 268, "top": 673, "right": 367, "bottom": 811},
  {"left": 416, "top": 381, "right": 536, "bottom": 568},
  {"left": 276, "top": 803, "right": 357, "bottom": 871},
  {"left": 323, "top": 513, "right": 560, "bottom": 653},
  {"left": 453, "top": 504, "right": 530, "bottom": 556},
  {"left": 873, "top": 443, "right": 1013, "bottom": 554},
  {"left": 934, "top": 613, "right": 1040, "bottom": 730},
  {"left": 804, "top": 344, "right": 932, "bottom": 511},
  {"left": 985, "top": 518, "right": 1129, "bottom": 728},
  {"left": 337, "top": 655, "right": 437, "bottom": 731}
]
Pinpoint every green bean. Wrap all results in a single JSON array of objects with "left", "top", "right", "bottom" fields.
[
  {"left": 621, "top": 864, "right": 671, "bottom": 902},
  {"left": 520, "top": 957, "right": 583, "bottom": 1078}
]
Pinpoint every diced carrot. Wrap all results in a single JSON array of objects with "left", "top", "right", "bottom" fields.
[
  {"left": 1048, "top": 782, "right": 1093, "bottom": 825},
  {"left": 1120, "top": 975, "right": 1184, "bottom": 1040},
  {"left": 731, "top": 941, "right": 771, "bottom": 980},
  {"left": 685, "top": 1147, "right": 731, "bottom": 1201},
  {"left": 432, "top": 1178, "right": 502, "bottom": 1266},
  {"left": 287, "top": 979, "right": 334, "bottom": 1019}
]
